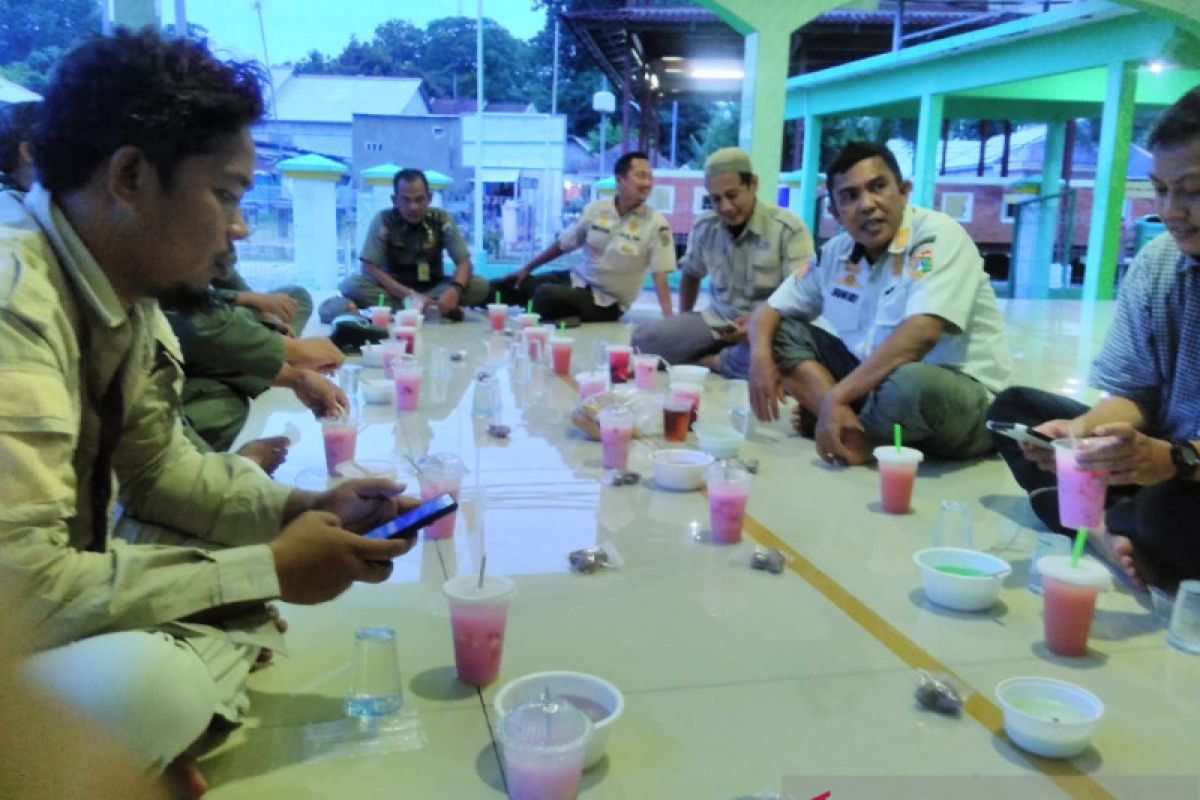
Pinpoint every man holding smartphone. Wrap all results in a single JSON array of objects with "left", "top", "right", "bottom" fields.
[
  {"left": 988, "top": 86, "right": 1200, "bottom": 592},
  {"left": 630, "top": 148, "right": 814, "bottom": 375}
]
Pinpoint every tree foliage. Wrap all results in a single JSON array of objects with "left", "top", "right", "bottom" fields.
[{"left": 0, "top": 0, "right": 99, "bottom": 94}]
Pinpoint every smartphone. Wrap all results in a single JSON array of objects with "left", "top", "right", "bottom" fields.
[
  {"left": 986, "top": 420, "right": 1055, "bottom": 450},
  {"left": 363, "top": 493, "right": 458, "bottom": 541}
]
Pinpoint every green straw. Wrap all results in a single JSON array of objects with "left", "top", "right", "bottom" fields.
[
  {"left": 494, "top": 291, "right": 500, "bottom": 304},
  {"left": 559, "top": 322, "right": 565, "bottom": 332},
  {"left": 377, "top": 293, "right": 385, "bottom": 306},
  {"left": 1071, "top": 528, "right": 1087, "bottom": 567},
  {"left": 527, "top": 300, "right": 533, "bottom": 313},
  {"left": 893, "top": 423, "right": 902, "bottom": 453}
]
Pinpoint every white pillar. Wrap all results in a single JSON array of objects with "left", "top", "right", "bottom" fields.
[{"left": 284, "top": 173, "right": 342, "bottom": 291}]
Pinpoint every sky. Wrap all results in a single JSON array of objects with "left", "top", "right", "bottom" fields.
[{"left": 164, "top": 0, "right": 547, "bottom": 65}]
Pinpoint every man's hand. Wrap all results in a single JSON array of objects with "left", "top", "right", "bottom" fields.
[
  {"left": 293, "top": 371, "right": 348, "bottom": 418},
  {"left": 748, "top": 353, "right": 786, "bottom": 422},
  {"left": 815, "top": 394, "right": 869, "bottom": 465},
  {"left": 238, "top": 291, "right": 299, "bottom": 324},
  {"left": 436, "top": 286, "right": 461, "bottom": 316},
  {"left": 269, "top": 511, "right": 413, "bottom": 605},
  {"left": 716, "top": 314, "right": 750, "bottom": 344},
  {"left": 501, "top": 265, "right": 533, "bottom": 289},
  {"left": 314, "top": 479, "right": 413, "bottom": 534},
  {"left": 285, "top": 337, "right": 344, "bottom": 374},
  {"left": 1024, "top": 419, "right": 1079, "bottom": 473},
  {"left": 1077, "top": 422, "right": 1175, "bottom": 486}
]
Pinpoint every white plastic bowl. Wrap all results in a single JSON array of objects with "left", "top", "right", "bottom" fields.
[
  {"left": 360, "top": 377, "right": 395, "bottom": 404},
  {"left": 913, "top": 547, "right": 1012, "bottom": 612},
  {"left": 360, "top": 343, "right": 385, "bottom": 368},
  {"left": 494, "top": 670, "right": 624, "bottom": 769},
  {"left": 693, "top": 423, "right": 743, "bottom": 459},
  {"left": 649, "top": 448, "right": 714, "bottom": 491},
  {"left": 668, "top": 364, "right": 710, "bottom": 385},
  {"left": 995, "top": 676, "right": 1104, "bottom": 759}
]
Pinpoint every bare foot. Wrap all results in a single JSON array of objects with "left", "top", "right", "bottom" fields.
[
  {"left": 236, "top": 436, "right": 290, "bottom": 475},
  {"left": 1087, "top": 529, "right": 1149, "bottom": 591},
  {"left": 164, "top": 752, "right": 208, "bottom": 798},
  {"left": 252, "top": 603, "right": 289, "bottom": 671}
]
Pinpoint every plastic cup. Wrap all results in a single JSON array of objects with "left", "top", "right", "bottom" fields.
[
  {"left": 516, "top": 312, "right": 541, "bottom": 330},
  {"left": 1167, "top": 580, "right": 1200, "bottom": 655},
  {"left": 1053, "top": 439, "right": 1108, "bottom": 530},
  {"left": 663, "top": 396, "right": 691, "bottom": 443},
  {"left": 397, "top": 308, "right": 423, "bottom": 329},
  {"left": 443, "top": 575, "right": 516, "bottom": 686},
  {"left": 394, "top": 324, "right": 419, "bottom": 356},
  {"left": 524, "top": 326, "right": 550, "bottom": 361},
  {"left": 707, "top": 461, "right": 752, "bottom": 544},
  {"left": 1038, "top": 555, "right": 1110, "bottom": 657},
  {"left": 488, "top": 303, "right": 508, "bottom": 333},
  {"left": 498, "top": 690, "right": 591, "bottom": 800},
  {"left": 598, "top": 406, "right": 635, "bottom": 471},
  {"left": 550, "top": 336, "right": 574, "bottom": 377},
  {"left": 873, "top": 446, "right": 924, "bottom": 514},
  {"left": 320, "top": 417, "right": 358, "bottom": 477},
  {"left": 575, "top": 370, "right": 607, "bottom": 401},
  {"left": 346, "top": 626, "right": 404, "bottom": 718},
  {"left": 368, "top": 305, "right": 392, "bottom": 329},
  {"left": 417, "top": 453, "right": 464, "bottom": 540},
  {"left": 669, "top": 382, "right": 703, "bottom": 428},
  {"left": 606, "top": 345, "right": 633, "bottom": 384},
  {"left": 394, "top": 362, "right": 423, "bottom": 412},
  {"left": 380, "top": 342, "right": 407, "bottom": 379},
  {"left": 1027, "top": 531, "right": 1072, "bottom": 595},
  {"left": 633, "top": 354, "right": 659, "bottom": 391},
  {"left": 933, "top": 500, "right": 974, "bottom": 548}
]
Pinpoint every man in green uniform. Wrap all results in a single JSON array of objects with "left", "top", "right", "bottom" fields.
[{"left": 339, "top": 168, "right": 488, "bottom": 321}]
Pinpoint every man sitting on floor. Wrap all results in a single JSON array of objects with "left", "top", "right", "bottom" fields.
[
  {"left": 491, "top": 151, "right": 676, "bottom": 323},
  {"left": 988, "top": 85, "right": 1200, "bottom": 591},
  {"left": 631, "top": 147, "right": 813, "bottom": 377},
  {"left": 742, "top": 141, "right": 1011, "bottom": 466},
  {"left": 0, "top": 29, "right": 417, "bottom": 795},
  {"left": 339, "top": 168, "right": 488, "bottom": 321}
]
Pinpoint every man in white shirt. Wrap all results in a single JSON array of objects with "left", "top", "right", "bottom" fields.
[
  {"left": 491, "top": 151, "right": 676, "bottom": 323},
  {"left": 744, "top": 141, "right": 1011, "bottom": 465}
]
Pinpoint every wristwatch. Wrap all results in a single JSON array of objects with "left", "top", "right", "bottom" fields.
[{"left": 1169, "top": 440, "right": 1200, "bottom": 479}]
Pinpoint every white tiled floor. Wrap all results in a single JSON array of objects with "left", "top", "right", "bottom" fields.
[{"left": 204, "top": 298, "right": 1200, "bottom": 799}]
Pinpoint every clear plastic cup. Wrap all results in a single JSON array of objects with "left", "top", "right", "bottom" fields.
[
  {"left": 524, "top": 326, "right": 550, "bottom": 362},
  {"left": 933, "top": 500, "right": 974, "bottom": 548},
  {"left": 707, "top": 461, "right": 752, "bottom": 544},
  {"left": 873, "top": 446, "right": 924, "bottom": 514},
  {"left": 662, "top": 396, "right": 692, "bottom": 443},
  {"left": 669, "top": 382, "right": 703, "bottom": 428},
  {"left": 498, "top": 687, "right": 592, "bottom": 800},
  {"left": 606, "top": 344, "right": 633, "bottom": 384},
  {"left": 633, "top": 354, "right": 660, "bottom": 391},
  {"left": 549, "top": 336, "right": 574, "bottom": 377},
  {"left": 417, "top": 453, "right": 464, "bottom": 540},
  {"left": 1027, "top": 531, "right": 1072, "bottom": 595},
  {"left": 516, "top": 312, "right": 541, "bottom": 330},
  {"left": 320, "top": 416, "right": 358, "bottom": 477},
  {"left": 488, "top": 303, "right": 508, "bottom": 333},
  {"left": 575, "top": 370, "right": 607, "bottom": 401},
  {"left": 394, "top": 324, "right": 419, "bottom": 357},
  {"left": 1053, "top": 439, "right": 1108, "bottom": 530},
  {"left": 443, "top": 575, "right": 516, "bottom": 686},
  {"left": 368, "top": 305, "right": 392, "bottom": 329},
  {"left": 1038, "top": 555, "right": 1110, "bottom": 657},
  {"left": 397, "top": 308, "right": 423, "bottom": 330},
  {"left": 394, "top": 362, "right": 423, "bottom": 412},
  {"left": 346, "top": 626, "right": 404, "bottom": 718},
  {"left": 598, "top": 406, "right": 635, "bottom": 472},
  {"left": 381, "top": 342, "right": 407, "bottom": 379},
  {"left": 1167, "top": 579, "right": 1200, "bottom": 655}
]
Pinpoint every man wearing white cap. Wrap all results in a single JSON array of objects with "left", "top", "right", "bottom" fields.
[{"left": 631, "top": 147, "right": 814, "bottom": 377}]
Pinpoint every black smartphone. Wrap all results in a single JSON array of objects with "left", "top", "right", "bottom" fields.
[
  {"left": 986, "top": 420, "right": 1055, "bottom": 449},
  {"left": 363, "top": 493, "right": 458, "bottom": 541}
]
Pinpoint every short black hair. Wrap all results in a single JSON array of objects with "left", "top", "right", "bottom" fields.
[
  {"left": 393, "top": 168, "right": 430, "bottom": 194},
  {"left": 33, "top": 27, "right": 265, "bottom": 194},
  {"left": 1148, "top": 85, "right": 1200, "bottom": 152},
  {"left": 825, "top": 141, "right": 905, "bottom": 193},
  {"left": 0, "top": 102, "right": 39, "bottom": 178},
  {"left": 614, "top": 151, "right": 649, "bottom": 179}
]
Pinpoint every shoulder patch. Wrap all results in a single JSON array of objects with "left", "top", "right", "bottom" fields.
[
  {"left": 908, "top": 247, "right": 934, "bottom": 280},
  {"left": 792, "top": 257, "right": 814, "bottom": 281}
]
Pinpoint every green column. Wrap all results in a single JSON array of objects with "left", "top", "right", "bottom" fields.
[
  {"left": 1034, "top": 119, "right": 1067, "bottom": 299},
  {"left": 1083, "top": 60, "right": 1136, "bottom": 302},
  {"left": 112, "top": 0, "right": 158, "bottom": 28},
  {"left": 799, "top": 113, "right": 824, "bottom": 234},
  {"left": 738, "top": 27, "right": 792, "bottom": 204},
  {"left": 912, "top": 93, "right": 945, "bottom": 208}
]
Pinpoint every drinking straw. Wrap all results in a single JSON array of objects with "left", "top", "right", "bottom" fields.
[
  {"left": 377, "top": 293, "right": 385, "bottom": 306},
  {"left": 893, "top": 423, "right": 902, "bottom": 453},
  {"left": 1071, "top": 528, "right": 1087, "bottom": 567},
  {"left": 527, "top": 300, "right": 533, "bottom": 313},
  {"left": 495, "top": 291, "right": 500, "bottom": 304},
  {"left": 559, "top": 322, "right": 565, "bottom": 333},
  {"left": 477, "top": 554, "right": 487, "bottom": 589}
]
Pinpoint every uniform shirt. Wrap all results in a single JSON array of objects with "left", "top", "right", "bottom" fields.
[
  {"left": 681, "top": 199, "right": 814, "bottom": 326},
  {"left": 0, "top": 186, "right": 288, "bottom": 649},
  {"left": 359, "top": 207, "right": 471, "bottom": 292},
  {"left": 1090, "top": 232, "right": 1200, "bottom": 440},
  {"left": 557, "top": 197, "right": 677, "bottom": 311},
  {"left": 767, "top": 204, "right": 1012, "bottom": 394}
]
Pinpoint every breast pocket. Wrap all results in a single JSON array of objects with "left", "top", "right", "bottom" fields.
[
  {"left": 823, "top": 288, "right": 863, "bottom": 334},
  {"left": 585, "top": 226, "right": 612, "bottom": 255},
  {"left": 749, "top": 248, "right": 782, "bottom": 295},
  {"left": 870, "top": 283, "right": 911, "bottom": 351}
]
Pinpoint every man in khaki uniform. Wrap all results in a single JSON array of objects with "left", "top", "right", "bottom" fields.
[
  {"left": 491, "top": 151, "right": 676, "bottom": 322},
  {"left": 0, "top": 30, "right": 416, "bottom": 795},
  {"left": 631, "top": 147, "right": 813, "bottom": 376}
]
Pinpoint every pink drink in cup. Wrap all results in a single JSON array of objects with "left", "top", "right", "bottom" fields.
[
  {"left": 368, "top": 305, "right": 392, "bottom": 329},
  {"left": 873, "top": 446, "right": 924, "bottom": 514},
  {"left": 381, "top": 343, "right": 406, "bottom": 379},
  {"left": 417, "top": 453, "right": 464, "bottom": 539},
  {"left": 633, "top": 354, "right": 659, "bottom": 391},
  {"left": 606, "top": 345, "right": 633, "bottom": 384},
  {"left": 669, "top": 382, "right": 702, "bottom": 427},
  {"left": 549, "top": 336, "right": 574, "bottom": 376},
  {"left": 320, "top": 417, "right": 357, "bottom": 477},
  {"left": 498, "top": 692, "right": 591, "bottom": 800},
  {"left": 707, "top": 462, "right": 752, "bottom": 543},
  {"left": 443, "top": 574, "right": 515, "bottom": 685},
  {"left": 394, "top": 362, "right": 423, "bottom": 411},
  {"left": 488, "top": 303, "right": 508, "bottom": 332},
  {"left": 1038, "top": 555, "right": 1110, "bottom": 657},
  {"left": 394, "top": 325, "right": 418, "bottom": 356},
  {"left": 1053, "top": 438, "right": 1109, "bottom": 530},
  {"left": 524, "top": 326, "right": 550, "bottom": 360},
  {"left": 504, "top": 746, "right": 585, "bottom": 800},
  {"left": 598, "top": 406, "right": 634, "bottom": 471},
  {"left": 575, "top": 370, "right": 607, "bottom": 401},
  {"left": 516, "top": 312, "right": 540, "bottom": 331}
]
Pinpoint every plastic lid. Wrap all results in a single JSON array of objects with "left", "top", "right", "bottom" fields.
[
  {"left": 498, "top": 686, "right": 592, "bottom": 754},
  {"left": 1036, "top": 555, "right": 1111, "bottom": 589},
  {"left": 442, "top": 574, "right": 515, "bottom": 604},
  {"left": 874, "top": 445, "right": 924, "bottom": 464},
  {"left": 417, "top": 452, "right": 463, "bottom": 476}
]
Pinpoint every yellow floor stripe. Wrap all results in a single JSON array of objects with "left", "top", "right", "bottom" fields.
[{"left": 741, "top": 513, "right": 1116, "bottom": 800}]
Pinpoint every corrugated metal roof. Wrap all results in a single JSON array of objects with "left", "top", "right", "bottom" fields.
[
  {"left": 271, "top": 74, "right": 425, "bottom": 123},
  {"left": 564, "top": 7, "right": 994, "bottom": 27}
]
